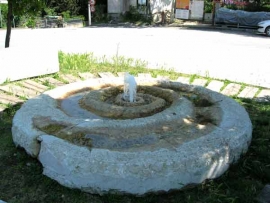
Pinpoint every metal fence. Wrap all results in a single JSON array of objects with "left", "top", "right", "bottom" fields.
[{"left": 36, "top": 18, "right": 83, "bottom": 28}]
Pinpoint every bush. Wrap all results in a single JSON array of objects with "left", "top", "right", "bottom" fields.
[
  {"left": 0, "top": 4, "right": 8, "bottom": 27},
  {"left": 61, "top": 10, "right": 71, "bottom": 19},
  {"left": 264, "top": 4, "right": 270, "bottom": 12},
  {"left": 245, "top": 2, "right": 270, "bottom": 12},
  {"left": 122, "top": 5, "right": 151, "bottom": 23},
  {"left": 223, "top": 1, "right": 248, "bottom": 10},
  {"left": 92, "top": 4, "right": 106, "bottom": 22},
  {"left": 222, "top": 0, "right": 270, "bottom": 12},
  {"left": 204, "top": 0, "right": 213, "bottom": 13},
  {"left": 25, "top": 17, "right": 37, "bottom": 28},
  {"left": 13, "top": 15, "right": 37, "bottom": 28},
  {"left": 43, "top": 7, "right": 57, "bottom": 16}
]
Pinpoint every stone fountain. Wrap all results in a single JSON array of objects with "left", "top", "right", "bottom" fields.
[{"left": 12, "top": 74, "right": 252, "bottom": 195}]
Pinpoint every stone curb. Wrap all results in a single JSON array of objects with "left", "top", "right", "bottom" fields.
[{"left": 93, "top": 22, "right": 257, "bottom": 33}]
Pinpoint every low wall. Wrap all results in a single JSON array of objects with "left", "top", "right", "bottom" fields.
[
  {"left": 0, "top": 47, "right": 59, "bottom": 84},
  {"left": 36, "top": 19, "right": 83, "bottom": 29}
]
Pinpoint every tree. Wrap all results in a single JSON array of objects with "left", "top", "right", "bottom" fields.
[
  {"left": 45, "top": 0, "right": 81, "bottom": 16},
  {"left": 5, "top": 0, "right": 44, "bottom": 48},
  {"left": 5, "top": 0, "right": 13, "bottom": 48}
]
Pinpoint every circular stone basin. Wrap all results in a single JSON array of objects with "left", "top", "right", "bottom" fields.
[
  {"left": 79, "top": 86, "right": 176, "bottom": 119},
  {"left": 12, "top": 77, "right": 252, "bottom": 195}
]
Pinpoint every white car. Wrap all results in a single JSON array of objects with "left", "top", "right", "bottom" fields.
[{"left": 257, "top": 20, "right": 270, "bottom": 36}]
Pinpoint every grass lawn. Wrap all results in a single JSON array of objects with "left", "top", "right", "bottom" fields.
[{"left": 0, "top": 52, "right": 270, "bottom": 203}]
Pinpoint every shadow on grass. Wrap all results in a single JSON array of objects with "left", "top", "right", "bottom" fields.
[{"left": 0, "top": 98, "right": 269, "bottom": 203}]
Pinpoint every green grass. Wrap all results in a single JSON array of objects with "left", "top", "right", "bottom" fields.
[
  {"left": 58, "top": 51, "right": 185, "bottom": 80},
  {"left": 0, "top": 52, "right": 270, "bottom": 203}
]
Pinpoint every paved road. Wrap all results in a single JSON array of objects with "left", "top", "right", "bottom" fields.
[{"left": 0, "top": 26, "right": 270, "bottom": 87}]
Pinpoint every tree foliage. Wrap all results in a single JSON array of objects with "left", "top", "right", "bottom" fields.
[
  {"left": 0, "top": 4, "right": 8, "bottom": 27},
  {"left": 5, "top": 0, "right": 45, "bottom": 48},
  {"left": 45, "top": 0, "right": 81, "bottom": 16},
  {"left": 13, "top": 0, "right": 44, "bottom": 16}
]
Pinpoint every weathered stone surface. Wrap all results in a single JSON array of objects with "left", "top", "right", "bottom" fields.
[
  {"left": 157, "top": 75, "right": 170, "bottom": 81},
  {"left": 60, "top": 74, "right": 81, "bottom": 83},
  {"left": 176, "top": 76, "right": 190, "bottom": 84},
  {"left": 0, "top": 84, "right": 39, "bottom": 98},
  {"left": 256, "top": 89, "right": 270, "bottom": 102},
  {"left": 192, "top": 78, "right": 208, "bottom": 87},
  {"left": 238, "top": 86, "right": 259, "bottom": 99},
  {"left": 117, "top": 72, "right": 126, "bottom": 77},
  {"left": 206, "top": 80, "right": 224, "bottom": 92},
  {"left": 0, "top": 93, "right": 24, "bottom": 105},
  {"left": 79, "top": 86, "right": 176, "bottom": 119},
  {"left": 12, "top": 78, "right": 252, "bottom": 195},
  {"left": 138, "top": 73, "right": 152, "bottom": 79},
  {"left": 20, "top": 80, "right": 48, "bottom": 93},
  {"left": 98, "top": 72, "right": 116, "bottom": 78},
  {"left": 256, "top": 184, "right": 270, "bottom": 203},
  {"left": 0, "top": 106, "right": 5, "bottom": 112},
  {"left": 0, "top": 47, "right": 59, "bottom": 84},
  {"left": 38, "top": 77, "right": 65, "bottom": 87},
  {"left": 78, "top": 72, "right": 96, "bottom": 80},
  {"left": 221, "top": 83, "right": 242, "bottom": 96}
]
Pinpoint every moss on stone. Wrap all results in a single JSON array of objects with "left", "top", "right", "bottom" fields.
[
  {"left": 57, "top": 132, "right": 92, "bottom": 147},
  {"left": 39, "top": 124, "right": 67, "bottom": 134},
  {"left": 37, "top": 123, "right": 92, "bottom": 147}
]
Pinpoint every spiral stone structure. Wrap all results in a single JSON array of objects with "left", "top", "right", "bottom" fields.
[
  {"left": 79, "top": 85, "right": 177, "bottom": 119},
  {"left": 12, "top": 77, "right": 252, "bottom": 195}
]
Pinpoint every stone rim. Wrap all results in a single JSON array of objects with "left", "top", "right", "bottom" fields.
[{"left": 12, "top": 77, "right": 252, "bottom": 195}]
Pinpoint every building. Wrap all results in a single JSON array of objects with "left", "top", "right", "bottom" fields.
[{"left": 107, "top": 0, "right": 205, "bottom": 20}]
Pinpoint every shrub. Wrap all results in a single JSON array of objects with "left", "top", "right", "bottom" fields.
[
  {"left": 92, "top": 4, "right": 106, "bottom": 22},
  {"left": 204, "top": 0, "right": 213, "bottom": 13},
  {"left": 0, "top": 4, "right": 8, "bottom": 27},
  {"left": 122, "top": 5, "right": 151, "bottom": 23},
  {"left": 223, "top": 1, "right": 248, "bottom": 10}
]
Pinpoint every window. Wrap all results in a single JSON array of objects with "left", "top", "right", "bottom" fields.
[{"left": 138, "top": 0, "right": 147, "bottom": 6}]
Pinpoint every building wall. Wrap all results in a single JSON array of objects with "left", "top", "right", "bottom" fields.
[
  {"left": 108, "top": 0, "right": 136, "bottom": 14},
  {"left": 175, "top": 0, "right": 204, "bottom": 20},
  {"left": 108, "top": 0, "right": 123, "bottom": 13},
  {"left": 130, "top": 0, "right": 137, "bottom": 7},
  {"left": 149, "top": 0, "right": 173, "bottom": 13}
]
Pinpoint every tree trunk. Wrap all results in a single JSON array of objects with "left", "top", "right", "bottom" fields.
[
  {"left": 147, "top": 0, "right": 151, "bottom": 16},
  {"left": 5, "top": 0, "right": 13, "bottom": 48},
  {"left": 170, "top": 0, "right": 175, "bottom": 23}
]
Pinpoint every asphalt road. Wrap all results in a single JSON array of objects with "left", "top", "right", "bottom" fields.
[{"left": 0, "top": 26, "right": 270, "bottom": 87}]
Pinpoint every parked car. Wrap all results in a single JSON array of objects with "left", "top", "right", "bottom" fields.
[{"left": 257, "top": 20, "right": 270, "bottom": 37}]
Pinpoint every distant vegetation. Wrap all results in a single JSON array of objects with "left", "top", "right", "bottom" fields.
[
  {"left": 0, "top": 0, "right": 107, "bottom": 28},
  {"left": 1, "top": 0, "right": 270, "bottom": 29}
]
